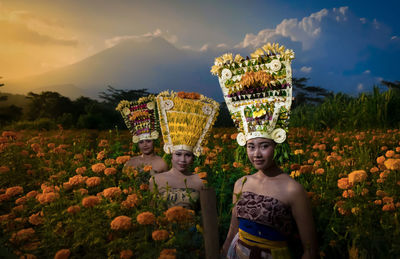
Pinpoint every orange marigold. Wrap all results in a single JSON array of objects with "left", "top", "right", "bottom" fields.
[
  {"left": 105, "top": 158, "right": 116, "bottom": 166},
  {"left": 116, "top": 156, "right": 130, "bottom": 165},
  {"left": 97, "top": 150, "right": 106, "bottom": 160},
  {"left": 348, "top": 170, "right": 367, "bottom": 184},
  {"left": 299, "top": 165, "right": 313, "bottom": 174},
  {"left": 314, "top": 168, "right": 325, "bottom": 175},
  {"left": 103, "top": 187, "right": 122, "bottom": 199},
  {"left": 143, "top": 165, "right": 152, "bottom": 172},
  {"left": 104, "top": 167, "right": 117, "bottom": 176},
  {"left": 369, "top": 167, "right": 379, "bottom": 173},
  {"left": 382, "top": 203, "right": 395, "bottom": 212},
  {"left": 374, "top": 200, "right": 382, "bottom": 205},
  {"left": 0, "top": 166, "right": 10, "bottom": 174},
  {"left": 36, "top": 192, "right": 59, "bottom": 204},
  {"left": 68, "top": 175, "right": 88, "bottom": 186},
  {"left": 10, "top": 228, "right": 35, "bottom": 243},
  {"left": 67, "top": 205, "right": 81, "bottom": 214},
  {"left": 82, "top": 196, "right": 100, "bottom": 208},
  {"left": 385, "top": 150, "right": 395, "bottom": 158},
  {"left": 342, "top": 190, "right": 355, "bottom": 198},
  {"left": 28, "top": 212, "right": 44, "bottom": 225},
  {"left": 382, "top": 196, "right": 394, "bottom": 204},
  {"left": 159, "top": 249, "right": 176, "bottom": 259},
  {"left": 384, "top": 158, "right": 400, "bottom": 170},
  {"left": 376, "top": 156, "right": 385, "bottom": 164},
  {"left": 136, "top": 211, "right": 155, "bottom": 225},
  {"left": 6, "top": 186, "right": 23, "bottom": 197},
  {"left": 376, "top": 190, "right": 387, "bottom": 197},
  {"left": 121, "top": 194, "right": 140, "bottom": 209},
  {"left": 152, "top": 229, "right": 169, "bottom": 241},
  {"left": 140, "top": 183, "right": 149, "bottom": 191},
  {"left": 111, "top": 215, "right": 132, "bottom": 230},
  {"left": 54, "top": 249, "right": 70, "bottom": 259},
  {"left": 165, "top": 206, "right": 193, "bottom": 222},
  {"left": 75, "top": 166, "right": 87, "bottom": 174},
  {"left": 92, "top": 163, "right": 106, "bottom": 173},
  {"left": 120, "top": 249, "right": 133, "bottom": 259},
  {"left": 197, "top": 172, "right": 207, "bottom": 179},
  {"left": 337, "top": 178, "right": 351, "bottom": 190},
  {"left": 86, "top": 177, "right": 101, "bottom": 187}
]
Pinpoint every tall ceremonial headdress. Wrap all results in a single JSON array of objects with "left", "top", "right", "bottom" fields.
[
  {"left": 156, "top": 91, "right": 219, "bottom": 157},
  {"left": 211, "top": 43, "right": 295, "bottom": 146},
  {"left": 116, "top": 95, "right": 160, "bottom": 143}
]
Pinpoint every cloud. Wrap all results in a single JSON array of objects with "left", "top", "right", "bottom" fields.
[
  {"left": 363, "top": 70, "right": 371, "bottom": 74},
  {"left": 300, "top": 66, "right": 312, "bottom": 73},
  {"left": 236, "top": 7, "right": 349, "bottom": 50},
  {"left": 105, "top": 29, "right": 178, "bottom": 48},
  {"left": 199, "top": 44, "right": 209, "bottom": 52},
  {"left": 357, "top": 83, "right": 364, "bottom": 91},
  {"left": 391, "top": 36, "right": 398, "bottom": 40},
  {"left": 360, "top": 18, "right": 367, "bottom": 24}
]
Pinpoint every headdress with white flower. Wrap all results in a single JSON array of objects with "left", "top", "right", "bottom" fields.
[
  {"left": 156, "top": 91, "right": 219, "bottom": 157},
  {"left": 116, "top": 95, "right": 160, "bottom": 143},
  {"left": 211, "top": 43, "right": 294, "bottom": 145}
]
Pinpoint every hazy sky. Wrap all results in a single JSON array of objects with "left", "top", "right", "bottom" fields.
[{"left": 1, "top": 0, "right": 399, "bottom": 93}]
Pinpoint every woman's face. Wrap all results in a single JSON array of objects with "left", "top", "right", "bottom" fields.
[
  {"left": 171, "top": 150, "right": 194, "bottom": 173},
  {"left": 246, "top": 138, "right": 276, "bottom": 171},
  {"left": 138, "top": 139, "right": 154, "bottom": 155}
]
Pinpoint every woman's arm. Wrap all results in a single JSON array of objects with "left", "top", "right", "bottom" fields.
[
  {"left": 220, "top": 178, "right": 242, "bottom": 257},
  {"left": 289, "top": 183, "right": 318, "bottom": 259}
]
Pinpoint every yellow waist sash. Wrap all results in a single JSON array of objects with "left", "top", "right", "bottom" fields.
[{"left": 238, "top": 229, "right": 291, "bottom": 259}]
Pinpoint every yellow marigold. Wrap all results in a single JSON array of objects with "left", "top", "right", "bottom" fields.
[
  {"left": 10, "top": 228, "right": 35, "bottom": 243},
  {"left": 91, "top": 163, "right": 106, "bottom": 173},
  {"left": 104, "top": 167, "right": 117, "bottom": 176},
  {"left": 165, "top": 206, "right": 193, "bottom": 222},
  {"left": 120, "top": 249, "right": 133, "bottom": 259},
  {"left": 67, "top": 205, "right": 81, "bottom": 214},
  {"left": 348, "top": 170, "right": 367, "bottom": 184},
  {"left": 54, "top": 249, "right": 70, "bottom": 259},
  {"left": 384, "top": 158, "right": 400, "bottom": 170},
  {"left": 382, "top": 203, "right": 395, "bottom": 212},
  {"left": 111, "top": 215, "right": 132, "bottom": 230},
  {"left": 159, "top": 249, "right": 176, "bottom": 259},
  {"left": 82, "top": 196, "right": 100, "bottom": 208},
  {"left": 152, "top": 229, "right": 169, "bottom": 241},
  {"left": 116, "top": 156, "right": 130, "bottom": 165},
  {"left": 6, "top": 186, "right": 23, "bottom": 197},
  {"left": 351, "top": 207, "right": 360, "bottom": 215},
  {"left": 337, "top": 178, "right": 351, "bottom": 190},
  {"left": 136, "top": 211, "right": 155, "bottom": 225},
  {"left": 370, "top": 167, "right": 379, "bottom": 173},
  {"left": 28, "top": 212, "right": 44, "bottom": 225},
  {"left": 294, "top": 149, "right": 304, "bottom": 155},
  {"left": 376, "top": 156, "right": 385, "bottom": 164},
  {"left": 121, "top": 194, "right": 140, "bottom": 209},
  {"left": 86, "top": 177, "right": 101, "bottom": 187},
  {"left": 290, "top": 170, "right": 300, "bottom": 178},
  {"left": 0, "top": 166, "right": 10, "bottom": 174},
  {"left": 143, "top": 165, "right": 152, "bottom": 172},
  {"left": 75, "top": 166, "right": 86, "bottom": 174},
  {"left": 102, "top": 187, "right": 122, "bottom": 199}
]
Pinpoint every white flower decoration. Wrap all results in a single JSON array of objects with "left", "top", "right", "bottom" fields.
[
  {"left": 132, "top": 135, "right": 140, "bottom": 143},
  {"left": 163, "top": 143, "right": 173, "bottom": 154},
  {"left": 271, "top": 128, "right": 286, "bottom": 143},
  {"left": 163, "top": 100, "right": 174, "bottom": 110},
  {"left": 193, "top": 146, "right": 202, "bottom": 157},
  {"left": 269, "top": 59, "right": 282, "bottom": 72},
  {"left": 221, "top": 68, "right": 232, "bottom": 80},
  {"left": 202, "top": 105, "right": 213, "bottom": 115},
  {"left": 236, "top": 132, "right": 246, "bottom": 146},
  {"left": 123, "top": 107, "right": 131, "bottom": 116},
  {"left": 147, "top": 102, "right": 155, "bottom": 110},
  {"left": 150, "top": 131, "right": 159, "bottom": 139}
]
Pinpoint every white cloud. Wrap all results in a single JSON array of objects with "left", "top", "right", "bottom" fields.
[
  {"left": 105, "top": 29, "right": 178, "bottom": 48},
  {"left": 300, "top": 66, "right": 312, "bottom": 73},
  {"left": 236, "top": 7, "right": 348, "bottom": 50},
  {"left": 360, "top": 18, "right": 367, "bottom": 24},
  {"left": 199, "top": 44, "right": 208, "bottom": 52},
  {"left": 373, "top": 18, "right": 380, "bottom": 29},
  {"left": 391, "top": 36, "right": 398, "bottom": 40},
  {"left": 217, "top": 43, "right": 228, "bottom": 48},
  {"left": 357, "top": 83, "right": 364, "bottom": 91},
  {"left": 363, "top": 70, "right": 371, "bottom": 74}
]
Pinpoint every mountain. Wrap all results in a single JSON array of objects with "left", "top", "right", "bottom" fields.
[{"left": 3, "top": 37, "right": 224, "bottom": 101}]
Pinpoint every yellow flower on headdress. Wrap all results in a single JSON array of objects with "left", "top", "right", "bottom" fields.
[
  {"left": 250, "top": 48, "right": 264, "bottom": 59},
  {"left": 222, "top": 53, "right": 233, "bottom": 63},
  {"left": 234, "top": 54, "right": 244, "bottom": 63},
  {"left": 210, "top": 65, "right": 220, "bottom": 75},
  {"left": 253, "top": 109, "right": 266, "bottom": 118},
  {"left": 214, "top": 57, "right": 223, "bottom": 66}
]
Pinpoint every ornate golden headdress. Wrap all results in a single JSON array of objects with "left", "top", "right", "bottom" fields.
[
  {"left": 116, "top": 95, "right": 159, "bottom": 143},
  {"left": 211, "top": 43, "right": 294, "bottom": 145},
  {"left": 156, "top": 91, "right": 219, "bottom": 156}
]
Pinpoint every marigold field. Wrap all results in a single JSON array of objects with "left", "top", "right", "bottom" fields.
[{"left": 0, "top": 127, "right": 399, "bottom": 258}]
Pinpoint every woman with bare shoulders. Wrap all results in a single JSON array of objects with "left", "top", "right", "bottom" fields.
[
  {"left": 149, "top": 90, "right": 219, "bottom": 208},
  {"left": 211, "top": 43, "right": 318, "bottom": 258},
  {"left": 116, "top": 96, "right": 168, "bottom": 175}
]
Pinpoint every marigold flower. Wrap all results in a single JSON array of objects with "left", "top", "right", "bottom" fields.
[
  {"left": 314, "top": 168, "right": 325, "bottom": 175},
  {"left": 121, "top": 194, "right": 140, "bottom": 209},
  {"left": 67, "top": 205, "right": 81, "bottom": 214},
  {"left": 197, "top": 172, "right": 207, "bottom": 179},
  {"left": 384, "top": 158, "right": 400, "bottom": 170},
  {"left": 143, "top": 165, "right": 152, "bottom": 172},
  {"left": 299, "top": 165, "right": 313, "bottom": 174},
  {"left": 159, "top": 249, "right": 176, "bottom": 259},
  {"left": 10, "top": 228, "right": 35, "bottom": 243},
  {"left": 361, "top": 188, "right": 369, "bottom": 196},
  {"left": 379, "top": 170, "right": 390, "bottom": 179},
  {"left": 0, "top": 166, "right": 10, "bottom": 174},
  {"left": 98, "top": 139, "right": 108, "bottom": 147},
  {"left": 28, "top": 212, "right": 44, "bottom": 225},
  {"left": 348, "top": 170, "right": 367, "bottom": 184},
  {"left": 369, "top": 167, "right": 379, "bottom": 173},
  {"left": 36, "top": 192, "right": 59, "bottom": 204},
  {"left": 68, "top": 175, "right": 88, "bottom": 186},
  {"left": 97, "top": 150, "right": 106, "bottom": 160},
  {"left": 26, "top": 191, "right": 38, "bottom": 199},
  {"left": 91, "top": 163, "right": 106, "bottom": 173},
  {"left": 376, "top": 190, "right": 387, "bottom": 197},
  {"left": 15, "top": 197, "right": 27, "bottom": 205},
  {"left": 111, "top": 215, "right": 132, "bottom": 230},
  {"left": 6, "top": 186, "right": 23, "bottom": 197},
  {"left": 103, "top": 187, "right": 122, "bottom": 199},
  {"left": 105, "top": 158, "right": 116, "bottom": 166},
  {"left": 104, "top": 167, "right": 117, "bottom": 176},
  {"left": 376, "top": 156, "right": 385, "bottom": 164},
  {"left": 82, "top": 196, "right": 100, "bottom": 208},
  {"left": 20, "top": 253, "right": 37, "bottom": 259},
  {"left": 152, "top": 229, "right": 169, "bottom": 241},
  {"left": 140, "top": 184, "right": 149, "bottom": 191},
  {"left": 230, "top": 133, "right": 238, "bottom": 140},
  {"left": 116, "top": 156, "right": 130, "bottom": 165},
  {"left": 382, "top": 196, "right": 394, "bottom": 204},
  {"left": 136, "top": 211, "right": 156, "bottom": 225},
  {"left": 337, "top": 178, "right": 351, "bottom": 190},
  {"left": 351, "top": 207, "right": 360, "bottom": 215},
  {"left": 120, "top": 249, "right": 133, "bottom": 259},
  {"left": 382, "top": 203, "right": 395, "bottom": 212},
  {"left": 54, "top": 249, "right": 70, "bottom": 259},
  {"left": 342, "top": 190, "right": 355, "bottom": 198},
  {"left": 374, "top": 199, "right": 382, "bottom": 205},
  {"left": 75, "top": 166, "right": 87, "bottom": 174},
  {"left": 294, "top": 149, "right": 304, "bottom": 155},
  {"left": 290, "top": 164, "right": 300, "bottom": 170},
  {"left": 165, "top": 206, "right": 193, "bottom": 222}
]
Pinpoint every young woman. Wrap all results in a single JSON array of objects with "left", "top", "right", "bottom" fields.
[{"left": 221, "top": 138, "right": 318, "bottom": 258}]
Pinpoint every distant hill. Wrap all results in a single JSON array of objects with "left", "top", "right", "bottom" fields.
[
  {"left": 3, "top": 37, "right": 224, "bottom": 101},
  {"left": 0, "top": 92, "right": 29, "bottom": 109}
]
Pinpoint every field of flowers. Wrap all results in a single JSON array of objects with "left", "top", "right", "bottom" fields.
[{"left": 0, "top": 127, "right": 399, "bottom": 258}]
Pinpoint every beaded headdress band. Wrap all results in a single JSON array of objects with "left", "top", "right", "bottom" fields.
[
  {"left": 156, "top": 91, "right": 219, "bottom": 157},
  {"left": 116, "top": 96, "right": 159, "bottom": 143},
  {"left": 211, "top": 43, "right": 294, "bottom": 145}
]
